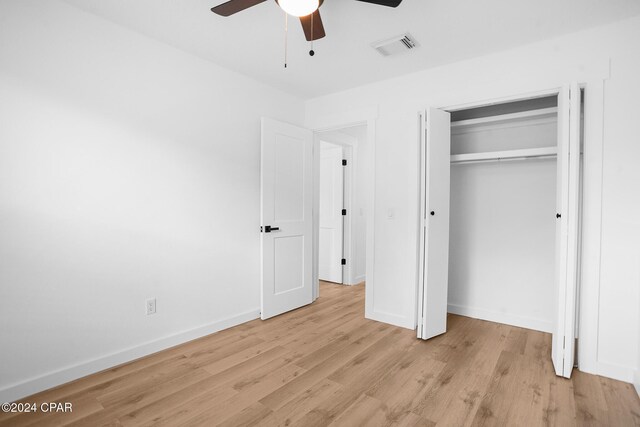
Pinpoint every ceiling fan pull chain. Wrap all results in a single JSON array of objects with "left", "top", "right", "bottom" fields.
[
  {"left": 309, "top": 12, "right": 315, "bottom": 56},
  {"left": 284, "top": 11, "right": 288, "bottom": 68}
]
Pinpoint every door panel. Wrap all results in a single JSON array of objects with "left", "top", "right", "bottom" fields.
[
  {"left": 261, "top": 118, "right": 313, "bottom": 320},
  {"left": 319, "top": 142, "right": 344, "bottom": 283},
  {"left": 552, "top": 83, "right": 582, "bottom": 378},
  {"left": 418, "top": 108, "right": 451, "bottom": 340},
  {"left": 274, "top": 135, "right": 306, "bottom": 222}
]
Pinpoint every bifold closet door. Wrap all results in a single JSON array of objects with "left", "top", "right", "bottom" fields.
[
  {"left": 417, "top": 108, "right": 451, "bottom": 340},
  {"left": 552, "top": 83, "right": 582, "bottom": 378}
]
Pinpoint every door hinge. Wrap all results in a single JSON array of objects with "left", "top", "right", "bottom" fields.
[
  {"left": 341, "top": 258, "right": 346, "bottom": 265},
  {"left": 341, "top": 209, "right": 347, "bottom": 216},
  {"left": 342, "top": 159, "right": 347, "bottom": 166}
]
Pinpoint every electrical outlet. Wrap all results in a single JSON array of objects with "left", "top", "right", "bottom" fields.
[{"left": 146, "top": 298, "right": 156, "bottom": 315}]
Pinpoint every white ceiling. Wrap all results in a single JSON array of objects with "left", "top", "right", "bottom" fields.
[{"left": 60, "top": 0, "right": 640, "bottom": 98}]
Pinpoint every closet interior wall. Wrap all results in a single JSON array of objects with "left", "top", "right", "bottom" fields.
[{"left": 447, "top": 96, "right": 558, "bottom": 333}]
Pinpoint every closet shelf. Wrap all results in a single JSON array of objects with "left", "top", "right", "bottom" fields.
[
  {"left": 450, "top": 107, "right": 558, "bottom": 130},
  {"left": 450, "top": 146, "right": 557, "bottom": 164}
]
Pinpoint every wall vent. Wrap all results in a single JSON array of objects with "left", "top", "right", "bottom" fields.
[{"left": 372, "top": 33, "right": 419, "bottom": 57}]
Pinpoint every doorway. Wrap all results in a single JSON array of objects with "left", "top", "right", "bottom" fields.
[
  {"left": 259, "top": 116, "right": 373, "bottom": 321},
  {"left": 314, "top": 124, "right": 368, "bottom": 298}
]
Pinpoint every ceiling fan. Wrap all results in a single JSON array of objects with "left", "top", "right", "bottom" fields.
[{"left": 211, "top": 0, "right": 403, "bottom": 43}]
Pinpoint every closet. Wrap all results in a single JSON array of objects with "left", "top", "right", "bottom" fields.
[
  {"left": 417, "top": 85, "right": 583, "bottom": 379},
  {"left": 448, "top": 96, "right": 559, "bottom": 335}
]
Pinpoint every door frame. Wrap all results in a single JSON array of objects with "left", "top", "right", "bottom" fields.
[
  {"left": 313, "top": 128, "right": 361, "bottom": 297},
  {"left": 416, "top": 84, "right": 594, "bottom": 373},
  {"left": 306, "top": 109, "right": 376, "bottom": 312}
]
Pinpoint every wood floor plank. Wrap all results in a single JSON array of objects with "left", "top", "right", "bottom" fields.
[
  {"left": 270, "top": 379, "right": 343, "bottom": 426},
  {"left": 96, "top": 367, "right": 211, "bottom": 409},
  {"left": 201, "top": 345, "right": 290, "bottom": 384},
  {"left": 329, "top": 393, "right": 389, "bottom": 426},
  {"left": 291, "top": 319, "right": 391, "bottom": 370},
  {"left": 214, "top": 402, "right": 277, "bottom": 427},
  {"left": 411, "top": 318, "right": 494, "bottom": 422},
  {"left": 472, "top": 349, "right": 555, "bottom": 427},
  {"left": 1, "top": 282, "right": 639, "bottom": 427},
  {"left": 259, "top": 323, "right": 394, "bottom": 412},
  {"left": 199, "top": 340, "right": 285, "bottom": 376},
  {"left": 502, "top": 327, "right": 528, "bottom": 355},
  {"left": 543, "top": 375, "right": 577, "bottom": 427},
  {"left": 133, "top": 386, "right": 238, "bottom": 427},
  {"left": 430, "top": 322, "right": 507, "bottom": 426},
  {"left": 177, "top": 363, "right": 307, "bottom": 426},
  {"left": 573, "top": 369, "right": 610, "bottom": 426},
  {"left": 364, "top": 347, "right": 445, "bottom": 426},
  {"left": 396, "top": 412, "right": 436, "bottom": 427},
  {"left": 294, "top": 329, "right": 420, "bottom": 426},
  {"left": 116, "top": 379, "right": 232, "bottom": 427},
  {"left": 598, "top": 376, "right": 640, "bottom": 426}
]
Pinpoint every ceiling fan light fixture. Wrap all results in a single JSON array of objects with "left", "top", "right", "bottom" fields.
[{"left": 278, "top": 0, "right": 319, "bottom": 17}]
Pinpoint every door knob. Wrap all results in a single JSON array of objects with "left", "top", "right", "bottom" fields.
[
  {"left": 556, "top": 213, "right": 561, "bottom": 219},
  {"left": 262, "top": 225, "right": 280, "bottom": 233},
  {"left": 430, "top": 211, "right": 435, "bottom": 216}
]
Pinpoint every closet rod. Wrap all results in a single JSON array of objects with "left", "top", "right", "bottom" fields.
[{"left": 451, "top": 153, "right": 557, "bottom": 165}]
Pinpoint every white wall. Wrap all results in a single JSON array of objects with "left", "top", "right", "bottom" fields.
[
  {"left": 306, "top": 16, "right": 640, "bottom": 383},
  {"left": 449, "top": 120, "right": 557, "bottom": 333},
  {"left": 0, "top": 0, "right": 303, "bottom": 402}
]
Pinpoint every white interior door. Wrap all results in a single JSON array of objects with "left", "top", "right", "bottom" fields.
[
  {"left": 552, "top": 83, "right": 582, "bottom": 377},
  {"left": 319, "top": 142, "right": 344, "bottom": 284},
  {"left": 417, "top": 108, "right": 451, "bottom": 340},
  {"left": 261, "top": 118, "right": 313, "bottom": 320}
]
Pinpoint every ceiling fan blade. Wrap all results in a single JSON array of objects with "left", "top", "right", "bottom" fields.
[
  {"left": 211, "top": 0, "right": 267, "bottom": 16},
  {"left": 300, "top": 10, "right": 326, "bottom": 41},
  {"left": 354, "top": 0, "right": 402, "bottom": 7}
]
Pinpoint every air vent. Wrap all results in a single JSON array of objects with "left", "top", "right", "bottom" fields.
[{"left": 372, "top": 33, "right": 419, "bottom": 57}]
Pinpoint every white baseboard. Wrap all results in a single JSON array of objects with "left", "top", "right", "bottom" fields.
[
  {"left": 352, "top": 275, "right": 365, "bottom": 285},
  {"left": 595, "top": 360, "right": 636, "bottom": 384},
  {"left": 0, "top": 309, "right": 260, "bottom": 403},
  {"left": 447, "top": 303, "right": 553, "bottom": 333},
  {"left": 366, "top": 309, "right": 414, "bottom": 330},
  {"left": 634, "top": 369, "right": 640, "bottom": 398}
]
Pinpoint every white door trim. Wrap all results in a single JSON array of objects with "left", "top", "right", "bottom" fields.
[{"left": 576, "top": 80, "right": 604, "bottom": 375}]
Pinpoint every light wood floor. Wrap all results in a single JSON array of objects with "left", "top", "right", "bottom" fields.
[{"left": 2, "top": 282, "right": 639, "bottom": 427}]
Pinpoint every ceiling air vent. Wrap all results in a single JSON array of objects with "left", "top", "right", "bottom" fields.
[{"left": 372, "top": 33, "right": 419, "bottom": 57}]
